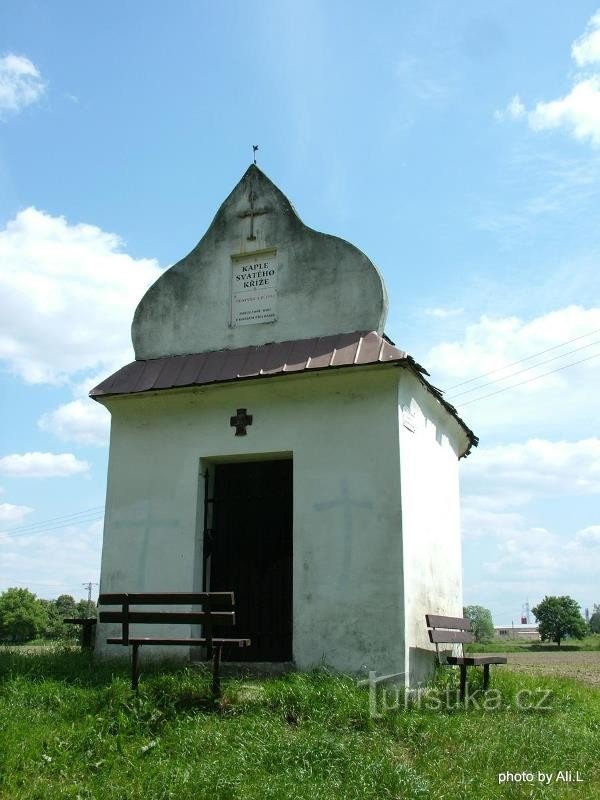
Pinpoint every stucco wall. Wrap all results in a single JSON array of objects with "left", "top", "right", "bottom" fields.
[
  {"left": 398, "top": 371, "right": 466, "bottom": 685},
  {"left": 131, "top": 165, "right": 387, "bottom": 359},
  {"left": 96, "top": 366, "right": 405, "bottom": 675}
]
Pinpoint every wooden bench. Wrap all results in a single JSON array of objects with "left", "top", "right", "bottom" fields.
[
  {"left": 63, "top": 617, "right": 97, "bottom": 649},
  {"left": 426, "top": 614, "right": 507, "bottom": 700},
  {"left": 98, "top": 592, "right": 250, "bottom": 695}
]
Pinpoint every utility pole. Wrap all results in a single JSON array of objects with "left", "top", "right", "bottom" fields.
[{"left": 82, "top": 581, "right": 98, "bottom": 617}]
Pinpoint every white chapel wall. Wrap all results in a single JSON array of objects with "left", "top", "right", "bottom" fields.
[
  {"left": 397, "top": 369, "right": 467, "bottom": 685},
  {"left": 96, "top": 366, "right": 406, "bottom": 675}
]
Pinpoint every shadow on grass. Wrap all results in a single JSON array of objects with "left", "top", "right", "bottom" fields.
[
  {"left": 0, "top": 647, "right": 206, "bottom": 689},
  {"left": 0, "top": 648, "right": 265, "bottom": 717}
]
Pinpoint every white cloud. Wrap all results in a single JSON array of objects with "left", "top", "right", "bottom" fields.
[
  {"left": 0, "top": 502, "right": 33, "bottom": 526},
  {"left": 463, "top": 505, "right": 599, "bottom": 620},
  {"left": 0, "top": 452, "right": 89, "bottom": 478},
  {"left": 428, "top": 304, "right": 600, "bottom": 392},
  {"left": 38, "top": 399, "right": 109, "bottom": 447},
  {"left": 425, "top": 305, "right": 600, "bottom": 441},
  {"left": 0, "top": 207, "right": 162, "bottom": 384},
  {"left": 494, "top": 94, "right": 525, "bottom": 121},
  {"left": 529, "top": 77, "right": 600, "bottom": 147},
  {"left": 461, "top": 437, "right": 600, "bottom": 543},
  {"left": 460, "top": 436, "right": 600, "bottom": 616},
  {"left": 37, "top": 371, "right": 111, "bottom": 447},
  {"left": 482, "top": 521, "right": 600, "bottom": 584},
  {"left": 463, "top": 438, "right": 600, "bottom": 500},
  {"left": 500, "top": 11, "right": 600, "bottom": 146},
  {"left": 572, "top": 11, "right": 600, "bottom": 66},
  {"left": 576, "top": 524, "right": 600, "bottom": 544},
  {"left": 0, "top": 518, "right": 102, "bottom": 599},
  {"left": 461, "top": 502, "right": 524, "bottom": 541},
  {"left": 0, "top": 53, "right": 45, "bottom": 117},
  {"left": 424, "top": 306, "right": 464, "bottom": 318}
]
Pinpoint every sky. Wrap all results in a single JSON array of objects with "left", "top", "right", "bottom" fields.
[{"left": 0, "top": 1, "right": 599, "bottom": 625}]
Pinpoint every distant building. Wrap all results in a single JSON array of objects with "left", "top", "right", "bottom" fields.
[{"left": 495, "top": 625, "right": 540, "bottom": 641}]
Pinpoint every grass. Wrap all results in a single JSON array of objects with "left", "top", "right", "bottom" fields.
[
  {"left": 466, "top": 635, "right": 600, "bottom": 653},
  {"left": 0, "top": 649, "right": 599, "bottom": 799}
]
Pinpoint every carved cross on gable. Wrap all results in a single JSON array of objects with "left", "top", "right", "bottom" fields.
[
  {"left": 239, "top": 190, "right": 270, "bottom": 241},
  {"left": 230, "top": 408, "right": 253, "bottom": 436}
]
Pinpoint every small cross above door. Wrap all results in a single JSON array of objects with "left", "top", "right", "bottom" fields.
[{"left": 230, "top": 408, "right": 253, "bottom": 436}]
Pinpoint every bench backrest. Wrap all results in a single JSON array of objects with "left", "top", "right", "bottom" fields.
[
  {"left": 425, "top": 614, "right": 474, "bottom": 662},
  {"left": 98, "top": 592, "right": 236, "bottom": 646}
]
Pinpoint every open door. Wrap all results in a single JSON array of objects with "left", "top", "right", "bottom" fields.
[{"left": 205, "top": 459, "right": 293, "bottom": 661}]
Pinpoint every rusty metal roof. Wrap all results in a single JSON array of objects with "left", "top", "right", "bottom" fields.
[{"left": 90, "top": 331, "right": 478, "bottom": 456}]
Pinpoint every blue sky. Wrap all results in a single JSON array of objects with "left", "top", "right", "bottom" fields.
[{"left": 1, "top": 2, "right": 599, "bottom": 625}]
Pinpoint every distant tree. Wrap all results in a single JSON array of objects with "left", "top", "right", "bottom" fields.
[
  {"left": 589, "top": 604, "right": 600, "bottom": 635},
  {"left": 38, "top": 599, "right": 65, "bottom": 640},
  {"left": 54, "top": 595, "right": 77, "bottom": 618},
  {"left": 0, "top": 588, "right": 48, "bottom": 643},
  {"left": 532, "top": 596, "right": 587, "bottom": 648},
  {"left": 38, "top": 595, "right": 86, "bottom": 641},
  {"left": 75, "top": 598, "right": 97, "bottom": 618},
  {"left": 463, "top": 605, "right": 495, "bottom": 643}
]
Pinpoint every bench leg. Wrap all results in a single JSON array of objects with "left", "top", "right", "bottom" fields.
[
  {"left": 131, "top": 643, "right": 140, "bottom": 691},
  {"left": 459, "top": 664, "right": 467, "bottom": 702},
  {"left": 82, "top": 623, "right": 94, "bottom": 650},
  {"left": 483, "top": 663, "right": 490, "bottom": 691},
  {"left": 212, "top": 644, "right": 222, "bottom": 697}
]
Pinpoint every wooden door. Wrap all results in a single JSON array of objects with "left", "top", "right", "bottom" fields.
[{"left": 207, "top": 459, "right": 293, "bottom": 661}]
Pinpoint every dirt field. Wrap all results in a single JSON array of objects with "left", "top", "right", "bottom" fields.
[{"left": 505, "top": 651, "right": 600, "bottom": 686}]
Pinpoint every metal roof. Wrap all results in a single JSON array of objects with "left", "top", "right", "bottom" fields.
[{"left": 90, "top": 330, "right": 478, "bottom": 456}]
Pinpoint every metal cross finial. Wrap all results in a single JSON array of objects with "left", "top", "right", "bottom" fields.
[{"left": 253, "top": 145, "right": 259, "bottom": 164}]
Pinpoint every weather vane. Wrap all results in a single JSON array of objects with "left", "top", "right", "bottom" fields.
[{"left": 252, "top": 144, "right": 259, "bottom": 164}]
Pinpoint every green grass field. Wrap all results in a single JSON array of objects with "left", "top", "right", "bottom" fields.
[
  {"left": 0, "top": 649, "right": 599, "bottom": 799},
  {"left": 466, "top": 635, "right": 600, "bottom": 653}
]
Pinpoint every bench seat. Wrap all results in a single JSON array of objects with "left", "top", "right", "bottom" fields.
[
  {"left": 107, "top": 637, "right": 251, "bottom": 647},
  {"left": 446, "top": 655, "right": 507, "bottom": 666}
]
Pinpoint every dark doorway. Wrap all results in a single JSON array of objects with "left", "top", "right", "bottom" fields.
[{"left": 206, "top": 459, "right": 293, "bottom": 661}]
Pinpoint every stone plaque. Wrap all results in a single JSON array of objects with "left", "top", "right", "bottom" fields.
[{"left": 230, "top": 250, "right": 278, "bottom": 327}]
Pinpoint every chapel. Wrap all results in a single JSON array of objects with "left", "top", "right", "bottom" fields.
[{"left": 92, "top": 163, "right": 477, "bottom": 683}]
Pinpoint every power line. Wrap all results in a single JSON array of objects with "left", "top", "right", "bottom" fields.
[
  {"left": 0, "top": 506, "right": 104, "bottom": 537},
  {"left": 458, "top": 350, "right": 600, "bottom": 407},
  {"left": 0, "top": 516, "right": 104, "bottom": 540},
  {"left": 0, "top": 579, "right": 70, "bottom": 587},
  {"left": 0, "top": 505, "right": 105, "bottom": 534},
  {"left": 446, "top": 338, "right": 600, "bottom": 401},
  {"left": 0, "top": 511, "right": 104, "bottom": 541},
  {"left": 444, "top": 325, "right": 600, "bottom": 392},
  {"left": 0, "top": 513, "right": 104, "bottom": 540}
]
